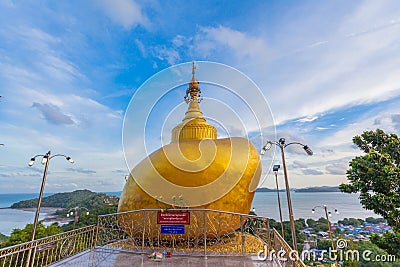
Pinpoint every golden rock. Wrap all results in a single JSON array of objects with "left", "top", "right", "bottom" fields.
[{"left": 118, "top": 63, "right": 262, "bottom": 237}]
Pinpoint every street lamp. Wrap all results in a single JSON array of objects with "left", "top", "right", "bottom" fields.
[
  {"left": 273, "top": 164, "right": 285, "bottom": 238},
  {"left": 261, "top": 138, "right": 313, "bottom": 252},
  {"left": 67, "top": 206, "right": 89, "bottom": 229},
  {"left": 28, "top": 151, "right": 74, "bottom": 241},
  {"left": 312, "top": 205, "right": 339, "bottom": 266},
  {"left": 26, "top": 151, "right": 74, "bottom": 267}
]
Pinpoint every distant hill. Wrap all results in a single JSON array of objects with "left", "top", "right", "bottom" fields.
[
  {"left": 294, "top": 186, "right": 340, "bottom": 193},
  {"left": 256, "top": 188, "right": 285, "bottom": 192},
  {"left": 11, "top": 189, "right": 119, "bottom": 209},
  {"left": 256, "top": 186, "right": 341, "bottom": 193}
]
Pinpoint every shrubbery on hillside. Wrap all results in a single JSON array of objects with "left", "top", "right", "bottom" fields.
[{"left": 10, "top": 190, "right": 118, "bottom": 210}]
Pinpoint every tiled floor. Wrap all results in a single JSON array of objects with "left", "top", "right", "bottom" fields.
[{"left": 50, "top": 248, "right": 279, "bottom": 267}]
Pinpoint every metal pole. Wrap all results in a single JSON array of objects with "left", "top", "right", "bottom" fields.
[
  {"left": 324, "top": 206, "right": 334, "bottom": 251},
  {"left": 324, "top": 206, "right": 337, "bottom": 267},
  {"left": 203, "top": 210, "right": 207, "bottom": 259},
  {"left": 240, "top": 215, "right": 245, "bottom": 255},
  {"left": 26, "top": 151, "right": 50, "bottom": 267},
  {"left": 31, "top": 153, "right": 50, "bottom": 241},
  {"left": 73, "top": 207, "right": 79, "bottom": 229},
  {"left": 274, "top": 171, "right": 285, "bottom": 238},
  {"left": 280, "top": 145, "right": 298, "bottom": 252},
  {"left": 141, "top": 211, "right": 146, "bottom": 252}
]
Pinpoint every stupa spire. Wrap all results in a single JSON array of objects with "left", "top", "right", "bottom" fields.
[
  {"left": 184, "top": 62, "right": 202, "bottom": 103},
  {"left": 182, "top": 62, "right": 204, "bottom": 123},
  {"left": 171, "top": 62, "right": 217, "bottom": 142}
]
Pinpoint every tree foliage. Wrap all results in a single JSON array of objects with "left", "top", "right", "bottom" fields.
[
  {"left": 0, "top": 222, "right": 60, "bottom": 248},
  {"left": 268, "top": 218, "right": 307, "bottom": 246},
  {"left": 342, "top": 240, "right": 400, "bottom": 267},
  {"left": 340, "top": 129, "right": 400, "bottom": 255},
  {"left": 60, "top": 204, "right": 117, "bottom": 231},
  {"left": 365, "top": 216, "right": 386, "bottom": 224},
  {"left": 370, "top": 231, "right": 400, "bottom": 257},
  {"left": 306, "top": 217, "right": 330, "bottom": 233},
  {"left": 1, "top": 191, "right": 119, "bottom": 247},
  {"left": 11, "top": 190, "right": 99, "bottom": 208},
  {"left": 0, "top": 233, "right": 8, "bottom": 243},
  {"left": 338, "top": 218, "right": 363, "bottom": 227}
]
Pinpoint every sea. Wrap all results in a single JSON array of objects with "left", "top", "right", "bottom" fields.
[{"left": 0, "top": 191, "right": 378, "bottom": 236}]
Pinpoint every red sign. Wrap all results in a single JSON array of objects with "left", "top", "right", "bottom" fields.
[{"left": 157, "top": 211, "right": 190, "bottom": 225}]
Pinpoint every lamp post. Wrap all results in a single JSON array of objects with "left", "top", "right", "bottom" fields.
[
  {"left": 28, "top": 151, "right": 74, "bottom": 241},
  {"left": 261, "top": 138, "right": 313, "bottom": 252},
  {"left": 67, "top": 206, "right": 89, "bottom": 229},
  {"left": 273, "top": 164, "right": 285, "bottom": 237},
  {"left": 26, "top": 151, "right": 73, "bottom": 267},
  {"left": 312, "top": 205, "right": 339, "bottom": 252}
]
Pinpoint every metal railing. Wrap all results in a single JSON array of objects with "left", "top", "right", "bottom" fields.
[
  {"left": 0, "top": 225, "right": 96, "bottom": 267},
  {"left": 270, "top": 228, "right": 307, "bottom": 267},
  {"left": 0, "top": 209, "right": 306, "bottom": 266},
  {"left": 96, "top": 208, "right": 270, "bottom": 257}
]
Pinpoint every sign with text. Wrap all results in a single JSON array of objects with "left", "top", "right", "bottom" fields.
[
  {"left": 157, "top": 211, "right": 190, "bottom": 225},
  {"left": 161, "top": 225, "right": 185, "bottom": 234}
]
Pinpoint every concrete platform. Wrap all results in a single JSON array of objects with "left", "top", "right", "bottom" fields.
[{"left": 50, "top": 248, "right": 279, "bottom": 267}]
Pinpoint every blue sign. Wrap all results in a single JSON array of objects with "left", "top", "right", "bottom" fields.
[{"left": 161, "top": 225, "right": 185, "bottom": 234}]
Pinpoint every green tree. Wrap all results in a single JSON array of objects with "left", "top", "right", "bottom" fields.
[
  {"left": 0, "top": 222, "right": 60, "bottom": 248},
  {"left": 267, "top": 219, "right": 306, "bottom": 246},
  {"left": 338, "top": 218, "right": 363, "bottom": 227},
  {"left": 365, "top": 217, "right": 386, "bottom": 224},
  {"left": 342, "top": 240, "right": 400, "bottom": 267},
  {"left": 60, "top": 204, "right": 117, "bottom": 231},
  {"left": 0, "top": 233, "right": 8, "bottom": 243},
  {"left": 370, "top": 231, "right": 400, "bottom": 256},
  {"left": 334, "top": 227, "right": 342, "bottom": 236},
  {"left": 11, "top": 190, "right": 99, "bottom": 209},
  {"left": 315, "top": 238, "right": 331, "bottom": 250},
  {"left": 306, "top": 218, "right": 317, "bottom": 228},
  {"left": 340, "top": 129, "right": 400, "bottom": 256}
]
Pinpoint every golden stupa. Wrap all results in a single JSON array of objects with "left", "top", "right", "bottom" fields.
[{"left": 118, "top": 63, "right": 262, "bottom": 237}]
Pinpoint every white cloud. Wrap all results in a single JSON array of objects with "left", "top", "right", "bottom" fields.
[
  {"left": 0, "top": 12, "right": 129, "bottom": 192},
  {"left": 302, "top": 168, "right": 324, "bottom": 176},
  {"left": 39, "top": 54, "right": 84, "bottom": 82},
  {"left": 297, "top": 116, "right": 318, "bottom": 123},
  {"left": 0, "top": 24, "right": 125, "bottom": 192},
  {"left": 292, "top": 160, "right": 308, "bottom": 169},
  {"left": 316, "top": 127, "right": 329, "bottom": 131},
  {"left": 95, "top": 0, "right": 149, "bottom": 29},
  {"left": 0, "top": 25, "right": 86, "bottom": 88},
  {"left": 0, "top": 25, "right": 60, "bottom": 52},
  {"left": 326, "top": 163, "right": 347, "bottom": 175},
  {"left": 103, "top": 89, "right": 135, "bottom": 99},
  {"left": 172, "top": 35, "right": 185, "bottom": 47},
  {"left": 2, "top": 0, "right": 400, "bottom": 192},
  {"left": 135, "top": 39, "right": 147, "bottom": 57},
  {"left": 153, "top": 45, "right": 181, "bottom": 65},
  {"left": 54, "top": 1, "right": 400, "bottom": 190},
  {"left": 318, "top": 104, "right": 400, "bottom": 149},
  {"left": 169, "top": 2, "right": 400, "bottom": 128},
  {"left": 151, "top": 26, "right": 269, "bottom": 77},
  {"left": 194, "top": 25, "right": 270, "bottom": 63}
]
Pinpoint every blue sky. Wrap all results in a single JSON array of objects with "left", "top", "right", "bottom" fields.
[{"left": 1, "top": 0, "right": 400, "bottom": 193}]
